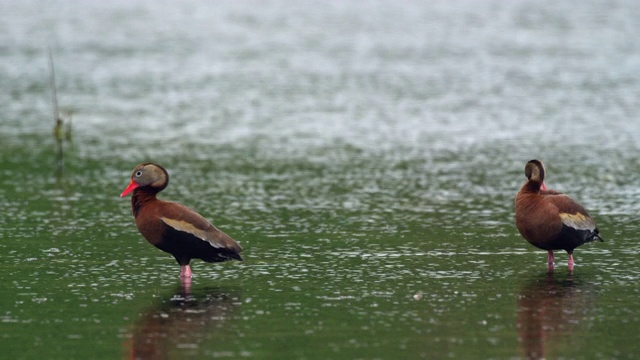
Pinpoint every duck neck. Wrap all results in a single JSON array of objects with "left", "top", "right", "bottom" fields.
[
  {"left": 131, "top": 187, "right": 159, "bottom": 218},
  {"left": 521, "top": 181, "right": 542, "bottom": 194}
]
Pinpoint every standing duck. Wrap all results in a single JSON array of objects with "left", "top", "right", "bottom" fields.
[
  {"left": 514, "top": 160, "right": 603, "bottom": 271},
  {"left": 121, "top": 163, "right": 242, "bottom": 279}
]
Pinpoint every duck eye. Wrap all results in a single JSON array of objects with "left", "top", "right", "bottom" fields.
[{"left": 135, "top": 171, "right": 143, "bottom": 177}]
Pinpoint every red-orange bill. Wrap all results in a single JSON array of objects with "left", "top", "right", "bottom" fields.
[{"left": 120, "top": 180, "right": 140, "bottom": 197}]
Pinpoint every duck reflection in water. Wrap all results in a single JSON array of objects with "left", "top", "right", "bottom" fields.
[
  {"left": 125, "top": 285, "right": 242, "bottom": 359},
  {"left": 516, "top": 272, "right": 597, "bottom": 359}
]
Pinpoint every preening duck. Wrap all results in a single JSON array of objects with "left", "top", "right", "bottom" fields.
[{"left": 515, "top": 160, "right": 603, "bottom": 271}]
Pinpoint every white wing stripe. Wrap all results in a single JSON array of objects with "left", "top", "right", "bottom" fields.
[{"left": 160, "top": 217, "right": 223, "bottom": 248}]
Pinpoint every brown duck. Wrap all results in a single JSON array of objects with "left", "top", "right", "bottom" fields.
[
  {"left": 121, "top": 163, "right": 242, "bottom": 279},
  {"left": 515, "top": 160, "right": 603, "bottom": 271}
]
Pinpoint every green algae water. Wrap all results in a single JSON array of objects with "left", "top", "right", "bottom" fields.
[{"left": 2, "top": 1, "right": 640, "bottom": 358}]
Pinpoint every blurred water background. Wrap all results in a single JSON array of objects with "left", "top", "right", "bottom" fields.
[{"left": 2, "top": 0, "right": 640, "bottom": 358}]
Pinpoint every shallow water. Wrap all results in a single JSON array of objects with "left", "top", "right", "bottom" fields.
[{"left": 2, "top": 0, "right": 640, "bottom": 358}]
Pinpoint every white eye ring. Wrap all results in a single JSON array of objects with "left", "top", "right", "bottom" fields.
[{"left": 135, "top": 171, "right": 143, "bottom": 177}]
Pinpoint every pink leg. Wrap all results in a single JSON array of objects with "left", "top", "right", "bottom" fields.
[
  {"left": 181, "top": 277, "right": 192, "bottom": 292},
  {"left": 568, "top": 253, "right": 575, "bottom": 272},
  {"left": 180, "top": 264, "right": 192, "bottom": 279},
  {"left": 547, "top": 250, "right": 555, "bottom": 270}
]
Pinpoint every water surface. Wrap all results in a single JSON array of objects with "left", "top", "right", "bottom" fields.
[{"left": 2, "top": 0, "right": 640, "bottom": 358}]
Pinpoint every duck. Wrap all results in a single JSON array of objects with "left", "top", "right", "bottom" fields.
[
  {"left": 514, "top": 160, "right": 603, "bottom": 271},
  {"left": 120, "top": 163, "right": 242, "bottom": 279}
]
